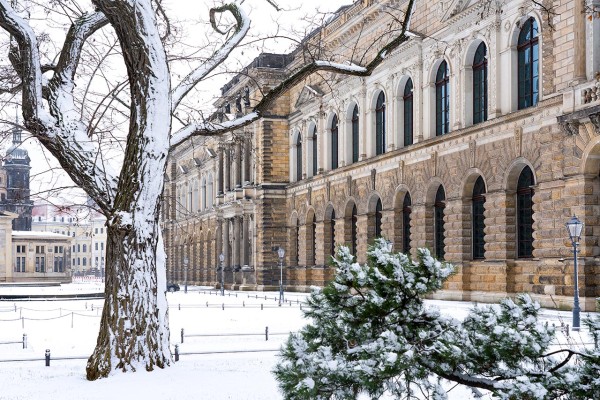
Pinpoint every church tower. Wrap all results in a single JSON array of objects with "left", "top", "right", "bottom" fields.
[{"left": 0, "top": 116, "right": 33, "bottom": 230}]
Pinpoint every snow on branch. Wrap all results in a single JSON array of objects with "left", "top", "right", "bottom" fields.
[
  {"left": 0, "top": 2, "right": 116, "bottom": 212},
  {"left": 171, "top": 3, "right": 251, "bottom": 111},
  {"left": 170, "top": 0, "right": 415, "bottom": 148}
]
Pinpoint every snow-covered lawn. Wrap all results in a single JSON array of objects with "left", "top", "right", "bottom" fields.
[{"left": 0, "top": 284, "right": 594, "bottom": 400}]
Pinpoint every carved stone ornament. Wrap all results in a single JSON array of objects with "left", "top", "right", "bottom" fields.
[
  {"left": 559, "top": 119, "right": 580, "bottom": 136},
  {"left": 307, "top": 187, "right": 312, "bottom": 205},
  {"left": 295, "top": 85, "right": 324, "bottom": 110},
  {"left": 589, "top": 113, "right": 600, "bottom": 133},
  {"left": 398, "top": 160, "right": 405, "bottom": 183},
  {"left": 326, "top": 181, "right": 331, "bottom": 202},
  {"left": 347, "top": 176, "right": 353, "bottom": 197},
  {"left": 514, "top": 126, "right": 523, "bottom": 157},
  {"left": 370, "top": 169, "right": 376, "bottom": 191},
  {"left": 469, "top": 140, "right": 476, "bottom": 168},
  {"left": 431, "top": 151, "right": 438, "bottom": 177}
]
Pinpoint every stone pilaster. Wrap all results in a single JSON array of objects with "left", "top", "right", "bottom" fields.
[
  {"left": 483, "top": 190, "right": 515, "bottom": 261},
  {"left": 356, "top": 214, "right": 369, "bottom": 264}
]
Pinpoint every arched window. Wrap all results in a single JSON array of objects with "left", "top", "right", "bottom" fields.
[
  {"left": 329, "top": 210, "right": 336, "bottom": 258},
  {"left": 375, "top": 199, "right": 383, "bottom": 238},
  {"left": 375, "top": 92, "right": 386, "bottom": 155},
  {"left": 518, "top": 18, "right": 539, "bottom": 110},
  {"left": 311, "top": 126, "right": 318, "bottom": 176},
  {"left": 473, "top": 43, "right": 488, "bottom": 124},
  {"left": 472, "top": 176, "right": 486, "bottom": 259},
  {"left": 517, "top": 166, "right": 535, "bottom": 258},
  {"left": 403, "top": 79, "right": 414, "bottom": 146},
  {"left": 296, "top": 134, "right": 302, "bottom": 181},
  {"left": 331, "top": 114, "right": 339, "bottom": 170},
  {"left": 434, "top": 186, "right": 446, "bottom": 259},
  {"left": 352, "top": 105, "right": 359, "bottom": 163},
  {"left": 351, "top": 205, "right": 358, "bottom": 256},
  {"left": 402, "top": 193, "right": 412, "bottom": 254},
  {"left": 436, "top": 61, "right": 450, "bottom": 136},
  {"left": 83, "top": 244, "right": 87, "bottom": 252}
]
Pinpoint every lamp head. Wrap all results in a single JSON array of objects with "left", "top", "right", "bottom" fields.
[
  {"left": 566, "top": 215, "right": 584, "bottom": 243},
  {"left": 277, "top": 247, "right": 285, "bottom": 258},
  {"left": 219, "top": 253, "right": 225, "bottom": 262}
]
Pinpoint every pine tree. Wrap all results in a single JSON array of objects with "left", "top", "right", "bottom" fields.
[{"left": 274, "top": 239, "right": 600, "bottom": 399}]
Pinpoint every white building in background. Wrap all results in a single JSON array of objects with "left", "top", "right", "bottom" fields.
[{"left": 31, "top": 204, "right": 107, "bottom": 276}]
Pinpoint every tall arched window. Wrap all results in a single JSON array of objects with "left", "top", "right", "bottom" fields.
[
  {"left": 402, "top": 193, "right": 411, "bottom": 254},
  {"left": 329, "top": 210, "right": 336, "bottom": 258},
  {"left": 375, "top": 92, "right": 386, "bottom": 155},
  {"left": 311, "top": 126, "right": 318, "bottom": 176},
  {"left": 403, "top": 79, "right": 414, "bottom": 146},
  {"left": 331, "top": 114, "right": 339, "bottom": 170},
  {"left": 518, "top": 17, "right": 539, "bottom": 110},
  {"left": 472, "top": 176, "right": 486, "bottom": 259},
  {"left": 352, "top": 105, "right": 359, "bottom": 163},
  {"left": 375, "top": 199, "right": 383, "bottom": 238},
  {"left": 434, "top": 186, "right": 446, "bottom": 259},
  {"left": 517, "top": 166, "right": 535, "bottom": 258},
  {"left": 473, "top": 43, "right": 488, "bottom": 124},
  {"left": 296, "top": 134, "right": 302, "bottom": 181},
  {"left": 351, "top": 205, "right": 358, "bottom": 256},
  {"left": 436, "top": 61, "right": 450, "bottom": 136}
]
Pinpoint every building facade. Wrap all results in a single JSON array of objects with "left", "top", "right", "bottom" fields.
[
  {"left": 0, "top": 211, "right": 73, "bottom": 283},
  {"left": 32, "top": 204, "right": 108, "bottom": 277},
  {"left": 164, "top": 0, "right": 600, "bottom": 311}
]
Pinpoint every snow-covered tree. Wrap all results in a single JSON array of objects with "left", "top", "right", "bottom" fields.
[
  {"left": 0, "top": 0, "right": 415, "bottom": 380},
  {"left": 274, "top": 239, "right": 600, "bottom": 399}
]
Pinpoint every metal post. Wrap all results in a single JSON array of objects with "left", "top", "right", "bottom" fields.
[
  {"left": 174, "top": 344, "right": 179, "bottom": 362},
  {"left": 45, "top": 349, "right": 50, "bottom": 367},
  {"left": 23, "top": 333, "right": 27, "bottom": 349},
  {"left": 184, "top": 257, "right": 189, "bottom": 294},
  {"left": 277, "top": 247, "right": 285, "bottom": 306},
  {"left": 573, "top": 241, "right": 581, "bottom": 331},
  {"left": 219, "top": 253, "right": 225, "bottom": 296}
]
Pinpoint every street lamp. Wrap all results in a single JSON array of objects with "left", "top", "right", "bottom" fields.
[
  {"left": 183, "top": 257, "right": 189, "bottom": 294},
  {"left": 278, "top": 247, "right": 285, "bottom": 306},
  {"left": 219, "top": 253, "right": 225, "bottom": 296},
  {"left": 566, "top": 215, "right": 584, "bottom": 331}
]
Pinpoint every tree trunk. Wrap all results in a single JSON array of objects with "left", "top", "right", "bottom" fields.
[
  {"left": 85, "top": 0, "right": 172, "bottom": 380},
  {"left": 86, "top": 217, "right": 170, "bottom": 380}
]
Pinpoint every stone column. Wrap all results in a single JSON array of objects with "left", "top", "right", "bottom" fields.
[
  {"left": 242, "top": 214, "right": 250, "bottom": 267},
  {"left": 243, "top": 136, "right": 252, "bottom": 186},
  {"left": 233, "top": 216, "right": 241, "bottom": 268},
  {"left": 217, "top": 146, "right": 224, "bottom": 195},
  {"left": 223, "top": 218, "right": 230, "bottom": 268},
  {"left": 443, "top": 197, "right": 470, "bottom": 264},
  {"left": 235, "top": 140, "right": 242, "bottom": 188},
  {"left": 410, "top": 203, "right": 428, "bottom": 258},
  {"left": 225, "top": 145, "right": 232, "bottom": 192},
  {"left": 314, "top": 220, "right": 326, "bottom": 267},
  {"left": 483, "top": 190, "right": 514, "bottom": 261},
  {"left": 356, "top": 214, "right": 369, "bottom": 264}
]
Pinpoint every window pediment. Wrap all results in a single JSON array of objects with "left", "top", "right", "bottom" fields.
[{"left": 295, "top": 85, "right": 323, "bottom": 109}]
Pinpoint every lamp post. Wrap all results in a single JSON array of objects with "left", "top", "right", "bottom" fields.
[
  {"left": 565, "top": 215, "right": 584, "bottom": 331},
  {"left": 183, "top": 257, "right": 189, "bottom": 294},
  {"left": 219, "top": 253, "right": 225, "bottom": 296},
  {"left": 277, "top": 247, "right": 285, "bottom": 306}
]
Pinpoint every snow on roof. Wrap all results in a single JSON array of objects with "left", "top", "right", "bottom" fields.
[{"left": 12, "top": 231, "right": 72, "bottom": 240}]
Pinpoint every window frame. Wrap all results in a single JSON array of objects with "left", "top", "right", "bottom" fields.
[
  {"left": 403, "top": 79, "right": 414, "bottom": 146},
  {"left": 472, "top": 43, "right": 488, "bottom": 124},
  {"left": 517, "top": 17, "right": 540, "bottom": 110},
  {"left": 375, "top": 92, "right": 386, "bottom": 155},
  {"left": 435, "top": 61, "right": 450, "bottom": 136}
]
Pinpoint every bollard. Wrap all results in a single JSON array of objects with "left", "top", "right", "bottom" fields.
[
  {"left": 178, "top": 304, "right": 181, "bottom": 311},
  {"left": 181, "top": 328, "right": 184, "bottom": 344},
  {"left": 45, "top": 349, "right": 50, "bottom": 367},
  {"left": 91, "top": 304, "right": 94, "bottom": 311},
  {"left": 264, "top": 295, "right": 267, "bottom": 300},
  {"left": 71, "top": 312, "right": 74, "bottom": 328},
  {"left": 174, "top": 344, "right": 179, "bottom": 362},
  {"left": 261, "top": 304, "right": 263, "bottom": 310},
  {"left": 23, "top": 333, "right": 27, "bottom": 349},
  {"left": 21, "top": 316, "right": 24, "bottom": 329},
  {"left": 222, "top": 303, "right": 224, "bottom": 310},
  {"left": 265, "top": 326, "right": 269, "bottom": 341},
  {"left": 243, "top": 301, "right": 245, "bottom": 307},
  {"left": 206, "top": 301, "right": 208, "bottom": 307},
  {"left": 300, "top": 304, "right": 302, "bottom": 310},
  {"left": 85, "top": 302, "right": 88, "bottom": 310},
  {"left": 566, "top": 324, "right": 570, "bottom": 337},
  {"left": 14, "top": 304, "right": 16, "bottom": 312}
]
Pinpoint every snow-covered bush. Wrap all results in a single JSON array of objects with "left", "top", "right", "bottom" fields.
[{"left": 274, "top": 239, "right": 600, "bottom": 399}]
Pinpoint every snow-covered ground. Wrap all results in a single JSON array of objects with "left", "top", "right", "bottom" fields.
[{"left": 0, "top": 284, "right": 595, "bottom": 400}]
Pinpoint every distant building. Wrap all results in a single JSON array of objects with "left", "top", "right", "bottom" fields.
[
  {"left": 0, "top": 121, "right": 33, "bottom": 230},
  {"left": 32, "top": 204, "right": 107, "bottom": 276},
  {"left": 0, "top": 211, "right": 72, "bottom": 283}
]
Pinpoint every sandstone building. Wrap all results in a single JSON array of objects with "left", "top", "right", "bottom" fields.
[{"left": 164, "top": 0, "right": 600, "bottom": 311}]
